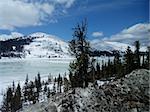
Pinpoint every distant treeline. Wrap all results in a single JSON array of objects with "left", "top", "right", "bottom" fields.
[
  {"left": 89, "top": 50, "right": 122, "bottom": 57},
  {"left": 0, "top": 36, "right": 38, "bottom": 58}
]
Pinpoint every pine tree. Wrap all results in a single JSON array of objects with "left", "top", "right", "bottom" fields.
[
  {"left": 145, "top": 46, "right": 150, "bottom": 69},
  {"left": 69, "top": 19, "right": 90, "bottom": 88},
  {"left": 12, "top": 81, "right": 15, "bottom": 93},
  {"left": 134, "top": 41, "right": 140, "bottom": 69},
  {"left": 37, "top": 72, "right": 42, "bottom": 92},
  {"left": 124, "top": 46, "right": 134, "bottom": 74},
  {"left": 44, "top": 84, "right": 47, "bottom": 93},
  {"left": 23, "top": 74, "right": 29, "bottom": 102},
  {"left": 101, "top": 60, "right": 105, "bottom": 78},
  {"left": 1, "top": 95, "right": 8, "bottom": 112},
  {"left": 63, "top": 77, "right": 69, "bottom": 92},
  {"left": 52, "top": 82, "right": 56, "bottom": 95},
  {"left": 25, "top": 74, "right": 29, "bottom": 85},
  {"left": 28, "top": 81, "right": 36, "bottom": 104},
  {"left": 13, "top": 83, "right": 22, "bottom": 111},
  {"left": 90, "top": 58, "right": 96, "bottom": 82},
  {"left": 57, "top": 74, "right": 61, "bottom": 92},
  {"left": 34, "top": 76, "right": 39, "bottom": 100},
  {"left": 47, "top": 87, "right": 51, "bottom": 98},
  {"left": 114, "top": 51, "right": 123, "bottom": 78},
  {"left": 96, "top": 62, "right": 100, "bottom": 79},
  {"left": 1, "top": 87, "right": 13, "bottom": 111},
  {"left": 48, "top": 73, "right": 52, "bottom": 83}
]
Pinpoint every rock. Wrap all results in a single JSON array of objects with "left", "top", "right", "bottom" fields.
[{"left": 22, "top": 69, "right": 150, "bottom": 112}]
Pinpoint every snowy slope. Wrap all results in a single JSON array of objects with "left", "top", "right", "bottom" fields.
[
  {"left": 0, "top": 32, "right": 147, "bottom": 59},
  {"left": 91, "top": 40, "right": 147, "bottom": 51},
  {"left": 24, "top": 32, "right": 70, "bottom": 58}
]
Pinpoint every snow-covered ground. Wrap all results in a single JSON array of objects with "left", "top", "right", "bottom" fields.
[{"left": 24, "top": 32, "right": 70, "bottom": 58}]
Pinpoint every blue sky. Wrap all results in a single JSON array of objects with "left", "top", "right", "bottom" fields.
[{"left": 0, "top": 0, "right": 149, "bottom": 41}]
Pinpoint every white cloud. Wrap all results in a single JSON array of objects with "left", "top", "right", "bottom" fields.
[
  {"left": 103, "top": 23, "right": 150, "bottom": 46},
  {"left": 0, "top": 0, "right": 75, "bottom": 30},
  {"left": 91, "top": 23, "right": 149, "bottom": 51},
  {"left": 92, "top": 31, "right": 103, "bottom": 37},
  {"left": 55, "top": 0, "right": 75, "bottom": 8}
]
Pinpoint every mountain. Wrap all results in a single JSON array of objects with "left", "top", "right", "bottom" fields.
[
  {"left": 0, "top": 32, "right": 148, "bottom": 58},
  {"left": 91, "top": 39, "right": 147, "bottom": 52},
  {"left": 0, "top": 32, "right": 70, "bottom": 58},
  {"left": 24, "top": 32, "right": 70, "bottom": 58}
]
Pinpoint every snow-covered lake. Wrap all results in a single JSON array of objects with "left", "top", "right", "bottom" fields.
[
  {"left": 0, "top": 58, "right": 73, "bottom": 103},
  {"left": 0, "top": 56, "right": 112, "bottom": 104}
]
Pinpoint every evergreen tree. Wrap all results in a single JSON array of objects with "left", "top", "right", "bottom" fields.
[
  {"left": 69, "top": 19, "right": 90, "bottom": 88},
  {"left": 63, "top": 77, "right": 69, "bottom": 92},
  {"left": 52, "top": 82, "right": 56, "bottom": 95},
  {"left": 47, "top": 87, "right": 51, "bottom": 98},
  {"left": 134, "top": 41, "right": 140, "bottom": 69},
  {"left": 25, "top": 74, "right": 29, "bottom": 85},
  {"left": 34, "top": 76, "right": 39, "bottom": 100},
  {"left": 59, "top": 76, "right": 62, "bottom": 93},
  {"left": 124, "top": 46, "right": 134, "bottom": 74},
  {"left": 13, "top": 83, "right": 22, "bottom": 111},
  {"left": 1, "top": 87, "right": 13, "bottom": 111},
  {"left": 1, "top": 94, "right": 8, "bottom": 112},
  {"left": 145, "top": 46, "right": 150, "bottom": 69},
  {"left": 57, "top": 74, "right": 61, "bottom": 92},
  {"left": 12, "top": 81, "right": 15, "bottom": 92},
  {"left": 37, "top": 72, "right": 42, "bottom": 92},
  {"left": 96, "top": 62, "right": 100, "bottom": 79},
  {"left": 89, "top": 58, "right": 96, "bottom": 82},
  {"left": 23, "top": 74, "right": 30, "bottom": 103},
  {"left": 101, "top": 60, "right": 105, "bottom": 78},
  {"left": 28, "top": 81, "right": 36, "bottom": 104},
  {"left": 44, "top": 84, "right": 47, "bottom": 93},
  {"left": 114, "top": 51, "right": 123, "bottom": 78},
  {"left": 23, "top": 82, "right": 28, "bottom": 102},
  {"left": 48, "top": 73, "right": 52, "bottom": 83}
]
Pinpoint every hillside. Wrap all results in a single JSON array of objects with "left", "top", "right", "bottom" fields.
[
  {"left": 21, "top": 69, "right": 150, "bottom": 112},
  {"left": 0, "top": 32, "right": 70, "bottom": 58},
  {"left": 24, "top": 32, "right": 69, "bottom": 58},
  {"left": 91, "top": 40, "right": 147, "bottom": 52},
  {"left": 0, "top": 32, "right": 147, "bottom": 58}
]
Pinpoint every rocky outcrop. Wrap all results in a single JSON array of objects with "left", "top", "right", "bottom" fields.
[{"left": 22, "top": 69, "right": 150, "bottom": 112}]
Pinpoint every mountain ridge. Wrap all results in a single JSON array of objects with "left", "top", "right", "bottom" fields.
[{"left": 0, "top": 32, "right": 147, "bottom": 58}]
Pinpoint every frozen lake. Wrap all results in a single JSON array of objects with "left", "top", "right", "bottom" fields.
[
  {"left": 0, "top": 57, "right": 111, "bottom": 103},
  {"left": 0, "top": 58, "right": 72, "bottom": 82},
  {"left": 0, "top": 58, "right": 73, "bottom": 101}
]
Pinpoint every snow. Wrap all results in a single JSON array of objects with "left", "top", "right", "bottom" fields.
[
  {"left": 97, "top": 80, "right": 109, "bottom": 86},
  {"left": 24, "top": 32, "right": 70, "bottom": 58},
  {"left": 91, "top": 40, "right": 147, "bottom": 52}
]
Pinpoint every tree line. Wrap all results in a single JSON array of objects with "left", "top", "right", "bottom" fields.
[
  {"left": 0, "top": 73, "right": 69, "bottom": 112},
  {"left": 69, "top": 20, "right": 149, "bottom": 88}
]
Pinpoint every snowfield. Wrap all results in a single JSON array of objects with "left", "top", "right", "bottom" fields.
[
  {"left": 91, "top": 40, "right": 147, "bottom": 52},
  {"left": 24, "top": 32, "right": 70, "bottom": 58}
]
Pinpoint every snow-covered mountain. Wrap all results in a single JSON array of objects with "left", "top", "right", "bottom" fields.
[
  {"left": 0, "top": 32, "right": 70, "bottom": 58},
  {"left": 91, "top": 39, "right": 147, "bottom": 52},
  {"left": 0, "top": 32, "right": 148, "bottom": 59},
  {"left": 24, "top": 32, "right": 70, "bottom": 58}
]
